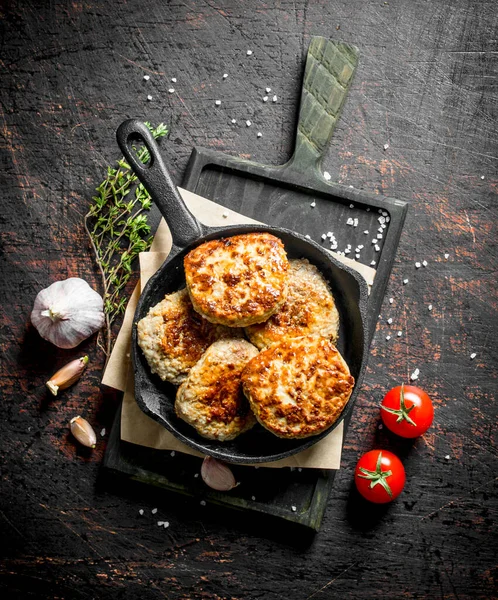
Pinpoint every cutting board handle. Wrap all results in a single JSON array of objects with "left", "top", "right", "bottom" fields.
[{"left": 282, "top": 37, "right": 359, "bottom": 183}]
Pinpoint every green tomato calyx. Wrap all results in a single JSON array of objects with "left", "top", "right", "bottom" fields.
[
  {"left": 358, "top": 451, "right": 393, "bottom": 498},
  {"left": 381, "top": 383, "right": 417, "bottom": 426}
]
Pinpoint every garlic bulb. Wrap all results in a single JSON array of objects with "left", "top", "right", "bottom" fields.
[
  {"left": 31, "top": 278, "right": 105, "bottom": 348},
  {"left": 70, "top": 416, "right": 97, "bottom": 448},
  {"left": 201, "top": 456, "right": 238, "bottom": 491}
]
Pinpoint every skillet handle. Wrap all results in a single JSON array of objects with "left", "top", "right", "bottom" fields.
[
  {"left": 282, "top": 37, "right": 359, "bottom": 184},
  {"left": 116, "top": 119, "right": 203, "bottom": 248}
]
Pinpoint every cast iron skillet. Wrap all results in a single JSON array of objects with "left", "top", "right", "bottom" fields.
[{"left": 117, "top": 119, "right": 369, "bottom": 464}]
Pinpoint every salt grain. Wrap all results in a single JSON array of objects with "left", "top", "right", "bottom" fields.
[
  {"left": 215, "top": 100, "right": 221, "bottom": 106},
  {"left": 246, "top": 50, "right": 253, "bottom": 55},
  {"left": 377, "top": 233, "right": 383, "bottom": 239},
  {"left": 481, "top": 175, "right": 485, "bottom": 180},
  {"left": 223, "top": 73, "right": 228, "bottom": 79},
  {"left": 410, "top": 368, "right": 420, "bottom": 381},
  {"left": 200, "top": 500, "right": 206, "bottom": 506},
  {"left": 266, "top": 87, "right": 271, "bottom": 93},
  {"left": 170, "top": 451, "right": 175, "bottom": 457},
  {"left": 171, "top": 77, "right": 177, "bottom": 83},
  {"left": 397, "top": 331, "right": 402, "bottom": 337},
  {"left": 168, "top": 88, "right": 175, "bottom": 93},
  {"left": 428, "top": 304, "right": 433, "bottom": 311},
  {"left": 364, "top": 230, "right": 369, "bottom": 235},
  {"left": 321, "top": 234, "right": 327, "bottom": 240},
  {"left": 231, "top": 119, "right": 237, "bottom": 124},
  {"left": 251, "top": 495, "right": 256, "bottom": 501},
  {"left": 323, "top": 171, "right": 331, "bottom": 180},
  {"left": 445, "top": 455, "right": 451, "bottom": 460},
  {"left": 291, "top": 506, "right": 297, "bottom": 512},
  {"left": 386, "top": 335, "right": 391, "bottom": 341},
  {"left": 194, "top": 473, "right": 199, "bottom": 478},
  {"left": 272, "top": 95, "right": 278, "bottom": 102},
  {"left": 375, "top": 245, "right": 380, "bottom": 251},
  {"left": 139, "top": 509, "right": 144, "bottom": 516},
  {"left": 163, "top": 522, "right": 170, "bottom": 528},
  {"left": 415, "top": 262, "right": 421, "bottom": 268},
  {"left": 147, "top": 95, "right": 153, "bottom": 101},
  {"left": 383, "top": 143, "right": 390, "bottom": 150},
  {"left": 310, "top": 201, "right": 316, "bottom": 207},
  {"left": 246, "top": 120, "right": 252, "bottom": 127},
  {"left": 263, "top": 96, "right": 268, "bottom": 102},
  {"left": 444, "top": 253, "right": 449, "bottom": 259},
  {"left": 257, "top": 132, "right": 262, "bottom": 138},
  {"left": 470, "top": 353, "right": 477, "bottom": 359},
  {"left": 222, "top": 211, "right": 229, "bottom": 218},
  {"left": 143, "top": 75, "right": 150, "bottom": 81},
  {"left": 370, "top": 260, "right": 376, "bottom": 266},
  {"left": 100, "top": 428, "right": 106, "bottom": 437},
  {"left": 389, "top": 298, "right": 393, "bottom": 304},
  {"left": 422, "top": 260, "right": 428, "bottom": 267},
  {"left": 151, "top": 508, "right": 158, "bottom": 514},
  {"left": 349, "top": 203, "right": 354, "bottom": 209},
  {"left": 387, "top": 318, "right": 393, "bottom": 324},
  {"left": 355, "top": 253, "right": 360, "bottom": 259},
  {"left": 305, "top": 234, "right": 311, "bottom": 239},
  {"left": 403, "top": 278, "right": 409, "bottom": 284}
]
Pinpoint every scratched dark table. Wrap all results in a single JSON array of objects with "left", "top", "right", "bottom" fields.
[{"left": 1, "top": 1, "right": 497, "bottom": 599}]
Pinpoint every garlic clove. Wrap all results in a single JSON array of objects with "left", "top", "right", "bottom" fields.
[
  {"left": 46, "top": 356, "right": 89, "bottom": 396},
  {"left": 70, "top": 416, "right": 97, "bottom": 448},
  {"left": 31, "top": 278, "right": 105, "bottom": 349},
  {"left": 201, "top": 456, "right": 238, "bottom": 491}
]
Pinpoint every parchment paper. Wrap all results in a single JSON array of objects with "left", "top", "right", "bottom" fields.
[{"left": 102, "top": 187, "right": 375, "bottom": 469}]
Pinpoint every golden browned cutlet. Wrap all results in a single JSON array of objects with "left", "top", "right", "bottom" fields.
[
  {"left": 184, "top": 232, "right": 290, "bottom": 327},
  {"left": 176, "top": 338, "right": 259, "bottom": 441},
  {"left": 245, "top": 258, "right": 340, "bottom": 350},
  {"left": 137, "top": 289, "right": 241, "bottom": 385},
  {"left": 242, "top": 335, "right": 354, "bottom": 439}
]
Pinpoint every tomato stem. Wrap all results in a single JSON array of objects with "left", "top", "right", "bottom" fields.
[
  {"left": 381, "top": 383, "right": 417, "bottom": 426},
  {"left": 357, "top": 451, "right": 393, "bottom": 498}
]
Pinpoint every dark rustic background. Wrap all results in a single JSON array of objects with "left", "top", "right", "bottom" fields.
[{"left": 1, "top": 1, "right": 497, "bottom": 599}]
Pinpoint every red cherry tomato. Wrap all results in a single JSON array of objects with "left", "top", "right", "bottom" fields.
[
  {"left": 381, "top": 384, "right": 434, "bottom": 438},
  {"left": 354, "top": 450, "right": 405, "bottom": 503}
]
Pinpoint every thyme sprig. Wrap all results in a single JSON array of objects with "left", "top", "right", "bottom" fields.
[{"left": 85, "top": 122, "right": 168, "bottom": 365}]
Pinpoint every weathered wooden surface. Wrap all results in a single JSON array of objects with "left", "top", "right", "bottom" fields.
[{"left": 1, "top": 1, "right": 497, "bottom": 598}]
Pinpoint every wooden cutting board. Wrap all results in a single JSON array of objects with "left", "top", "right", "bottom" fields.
[{"left": 102, "top": 36, "right": 408, "bottom": 532}]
